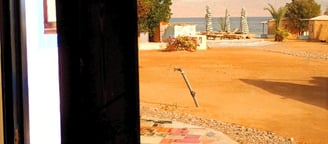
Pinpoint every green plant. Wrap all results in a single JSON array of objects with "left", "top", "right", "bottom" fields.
[
  {"left": 264, "top": 3, "right": 287, "bottom": 41},
  {"left": 218, "top": 17, "right": 225, "bottom": 31},
  {"left": 275, "top": 28, "right": 290, "bottom": 41},
  {"left": 166, "top": 36, "right": 198, "bottom": 52},
  {"left": 285, "top": 0, "right": 321, "bottom": 34},
  {"left": 137, "top": 0, "right": 153, "bottom": 32},
  {"left": 139, "top": 0, "right": 172, "bottom": 41},
  {"left": 264, "top": 3, "right": 287, "bottom": 30}
]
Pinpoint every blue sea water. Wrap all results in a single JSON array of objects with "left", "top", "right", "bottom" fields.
[{"left": 169, "top": 17, "right": 272, "bottom": 37}]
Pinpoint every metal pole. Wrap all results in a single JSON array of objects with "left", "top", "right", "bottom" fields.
[{"left": 174, "top": 67, "right": 199, "bottom": 107}]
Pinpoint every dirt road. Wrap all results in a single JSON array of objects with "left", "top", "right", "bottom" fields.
[{"left": 139, "top": 40, "right": 328, "bottom": 144}]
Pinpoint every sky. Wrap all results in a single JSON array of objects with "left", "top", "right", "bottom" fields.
[{"left": 170, "top": 0, "right": 328, "bottom": 17}]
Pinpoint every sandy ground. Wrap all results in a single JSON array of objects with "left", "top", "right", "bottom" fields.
[{"left": 138, "top": 39, "right": 328, "bottom": 144}]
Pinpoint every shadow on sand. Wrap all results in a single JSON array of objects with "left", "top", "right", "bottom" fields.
[{"left": 240, "top": 77, "right": 328, "bottom": 109}]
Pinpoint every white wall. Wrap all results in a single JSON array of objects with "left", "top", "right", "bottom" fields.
[{"left": 25, "top": 0, "right": 60, "bottom": 144}]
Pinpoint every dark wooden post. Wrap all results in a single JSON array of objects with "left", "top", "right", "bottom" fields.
[
  {"left": 0, "top": 0, "right": 29, "bottom": 143},
  {"left": 56, "top": 0, "right": 140, "bottom": 144}
]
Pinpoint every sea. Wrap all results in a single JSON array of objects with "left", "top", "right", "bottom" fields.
[{"left": 169, "top": 17, "right": 272, "bottom": 37}]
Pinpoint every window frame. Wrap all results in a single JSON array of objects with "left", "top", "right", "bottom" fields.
[{"left": 43, "top": 0, "right": 57, "bottom": 34}]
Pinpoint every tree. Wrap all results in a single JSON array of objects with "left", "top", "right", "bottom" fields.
[
  {"left": 224, "top": 8, "right": 231, "bottom": 32},
  {"left": 264, "top": 3, "right": 289, "bottom": 41},
  {"left": 324, "top": 8, "right": 328, "bottom": 15},
  {"left": 143, "top": 0, "right": 172, "bottom": 40},
  {"left": 264, "top": 3, "right": 287, "bottom": 30},
  {"left": 218, "top": 17, "right": 225, "bottom": 31},
  {"left": 137, "top": 0, "right": 153, "bottom": 32},
  {"left": 285, "top": 0, "right": 321, "bottom": 34}
]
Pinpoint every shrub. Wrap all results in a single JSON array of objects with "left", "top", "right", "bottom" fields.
[
  {"left": 275, "top": 28, "right": 290, "bottom": 41},
  {"left": 166, "top": 36, "right": 198, "bottom": 52}
]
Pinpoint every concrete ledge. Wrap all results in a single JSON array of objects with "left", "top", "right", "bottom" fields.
[
  {"left": 139, "top": 42, "right": 167, "bottom": 50},
  {"left": 207, "top": 39, "right": 277, "bottom": 47}
]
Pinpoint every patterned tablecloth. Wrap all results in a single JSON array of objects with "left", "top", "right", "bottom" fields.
[{"left": 140, "top": 118, "right": 238, "bottom": 144}]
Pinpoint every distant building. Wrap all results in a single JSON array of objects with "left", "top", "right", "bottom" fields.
[
  {"left": 267, "top": 15, "right": 328, "bottom": 42},
  {"left": 162, "top": 23, "right": 207, "bottom": 50},
  {"left": 162, "top": 23, "right": 197, "bottom": 41},
  {"left": 153, "top": 21, "right": 169, "bottom": 42},
  {"left": 138, "top": 22, "right": 169, "bottom": 43},
  {"left": 267, "top": 18, "right": 300, "bottom": 39},
  {"left": 307, "top": 15, "right": 328, "bottom": 42}
]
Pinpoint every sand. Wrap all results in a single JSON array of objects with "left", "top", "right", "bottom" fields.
[{"left": 138, "top": 39, "right": 328, "bottom": 144}]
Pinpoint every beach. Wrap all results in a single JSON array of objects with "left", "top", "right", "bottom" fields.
[
  {"left": 139, "top": 39, "right": 328, "bottom": 144},
  {"left": 169, "top": 17, "right": 271, "bottom": 37}
]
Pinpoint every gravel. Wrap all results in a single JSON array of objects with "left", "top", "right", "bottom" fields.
[
  {"left": 140, "top": 106, "right": 295, "bottom": 144},
  {"left": 261, "top": 48, "right": 328, "bottom": 60},
  {"left": 208, "top": 40, "right": 328, "bottom": 61},
  {"left": 140, "top": 42, "right": 326, "bottom": 143}
]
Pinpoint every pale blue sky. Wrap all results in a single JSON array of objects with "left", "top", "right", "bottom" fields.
[{"left": 171, "top": 0, "right": 327, "bottom": 17}]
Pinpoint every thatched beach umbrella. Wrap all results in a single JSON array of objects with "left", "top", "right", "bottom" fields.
[
  {"left": 240, "top": 7, "right": 249, "bottom": 34},
  {"left": 205, "top": 5, "right": 213, "bottom": 34},
  {"left": 224, "top": 8, "right": 231, "bottom": 32}
]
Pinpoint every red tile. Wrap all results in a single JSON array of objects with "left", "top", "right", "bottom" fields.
[
  {"left": 168, "top": 128, "right": 189, "bottom": 135},
  {"left": 184, "top": 135, "right": 200, "bottom": 139},
  {"left": 160, "top": 139, "right": 173, "bottom": 144},
  {"left": 156, "top": 127, "right": 170, "bottom": 133},
  {"left": 173, "top": 138, "right": 200, "bottom": 143}
]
